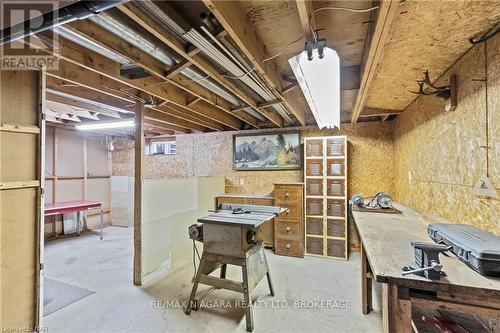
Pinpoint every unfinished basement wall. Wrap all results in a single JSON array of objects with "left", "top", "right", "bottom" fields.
[
  {"left": 140, "top": 176, "right": 224, "bottom": 283},
  {"left": 44, "top": 127, "right": 112, "bottom": 237},
  {"left": 112, "top": 122, "right": 395, "bottom": 249},
  {"left": 393, "top": 34, "right": 499, "bottom": 235},
  {"left": 0, "top": 71, "right": 42, "bottom": 329}
]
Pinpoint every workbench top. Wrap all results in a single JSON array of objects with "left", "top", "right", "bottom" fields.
[
  {"left": 217, "top": 193, "right": 273, "bottom": 199},
  {"left": 353, "top": 203, "right": 500, "bottom": 295}
]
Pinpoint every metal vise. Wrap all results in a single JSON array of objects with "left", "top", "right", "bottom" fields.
[{"left": 402, "top": 241, "right": 451, "bottom": 280}]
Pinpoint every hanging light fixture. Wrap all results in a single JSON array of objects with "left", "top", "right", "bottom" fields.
[
  {"left": 76, "top": 119, "right": 135, "bottom": 131},
  {"left": 289, "top": 44, "right": 340, "bottom": 129}
]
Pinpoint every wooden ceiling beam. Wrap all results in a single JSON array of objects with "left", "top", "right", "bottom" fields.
[
  {"left": 166, "top": 60, "right": 191, "bottom": 78},
  {"left": 44, "top": 34, "right": 243, "bottom": 130},
  {"left": 117, "top": 3, "right": 285, "bottom": 128},
  {"left": 295, "top": 0, "right": 315, "bottom": 41},
  {"left": 202, "top": 0, "right": 306, "bottom": 126},
  {"left": 350, "top": 0, "right": 400, "bottom": 123},
  {"left": 46, "top": 77, "right": 135, "bottom": 111},
  {"left": 145, "top": 108, "right": 208, "bottom": 132},
  {"left": 47, "top": 84, "right": 222, "bottom": 133},
  {"left": 359, "top": 107, "right": 401, "bottom": 117},
  {"left": 157, "top": 104, "right": 223, "bottom": 132},
  {"left": 132, "top": 76, "right": 242, "bottom": 130},
  {"left": 48, "top": 63, "right": 216, "bottom": 132},
  {"left": 65, "top": 20, "right": 258, "bottom": 129},
  {"left": 49, "top": 38, "right": 243, "bottom": 130},
  {"left": 46, "top": 92, "right": 123, "bottom": 118},
  {"left": 144, "top": 118, "right": 190, "bottom": 134}
]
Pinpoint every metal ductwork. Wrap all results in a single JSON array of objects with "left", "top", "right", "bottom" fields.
[
  {"left": 0, "top": 1, "right": 126, "bottom": 45},
  {"left": 136, "top": 1, "right": 293, "bottom": 124},
  {"left": 88, "top": 10, "right": 244, "bottom": 109}
]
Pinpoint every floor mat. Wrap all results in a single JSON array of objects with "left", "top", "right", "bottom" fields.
[{"left": 44, "top": 278, "right": 95, "bottom": 316}]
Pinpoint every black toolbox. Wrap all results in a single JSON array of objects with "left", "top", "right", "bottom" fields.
[{"left": 428, "top": 223, "right": 500, "bottom": 277}]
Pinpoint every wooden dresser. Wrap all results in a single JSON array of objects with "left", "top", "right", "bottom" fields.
[
  {"left": 273, "top": 182, "right": 304, "bottom": 258},
  {"left": 215, "top": 194, "right": 275, "bottom": 248}
]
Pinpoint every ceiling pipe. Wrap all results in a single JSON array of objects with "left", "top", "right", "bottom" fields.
[
  {"left": 0, "top": 0, "right": 126, "bottom": 45},
  {"left": 88, "top": 10, "right": 243, "bottom": 108},
  {"left": 133, "top": 1, "right": 292, "bottom": 124}
]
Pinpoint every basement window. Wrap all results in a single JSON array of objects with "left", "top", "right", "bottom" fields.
[{"left": 150, "top": 140, "right": 176, "bottom": 155}]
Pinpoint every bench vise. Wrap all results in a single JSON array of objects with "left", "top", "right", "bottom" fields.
[{"left": 402, "top": 241, "right": 451, "bottom": 280}]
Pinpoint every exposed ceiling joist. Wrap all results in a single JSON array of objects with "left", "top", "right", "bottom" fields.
[
  {"left": 46, "top": 77, "right": 135, "bottom": 111},
  {"left": 295, "top": 0, "right": 315, "bottom": 41},
  {"left": 145, "top": 108, "right": 208, "bottom": 133},
  {"left": 351, "top": 0, "right": 400, "bottom": 123},
  {"left": 117, "top": 3, "right": 285, "bottom": 128},
  {"left": 47, "top": 63, "right": 218, "bottom": 132},
  {"left": 65, "top": 20, "right": 259, "bottom": 129},
  {"left": 203, "top": 0, "right": 306, "bottom": 125},
  {"left": 48, "top": 39, "right": 243, "bottom": 130},
  {"left": 144, "top": 118, "right": 190, "bottom": 134},
  {"left": 42, "top": 33, "right": 244, "bottom": 130},
  {"left": 46, "top": 92, "right": 123, "bottom": 118}
]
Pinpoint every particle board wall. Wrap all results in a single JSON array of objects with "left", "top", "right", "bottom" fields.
[
  {"left": 44, "top": 127, "right": 111, "bottom": 235},
  {"left": 0, "top": 71, "right": 41, "bottom": 329},
  {"left": 393, "top": 33, "right": 500, "bottom": 235},
  {"left": 112, "top": 122, "right": 395, "bottom": 249}
]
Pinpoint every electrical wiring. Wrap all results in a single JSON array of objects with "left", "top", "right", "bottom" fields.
[
  {"left": 216, "top": 35, "right": 304, "bottom": 80},
  {"left": 187, "top": 5, "right": 379, "bottom": 83},
  {"left": 308, "top": 5, "right": 381, "bottom": 41},
  {"left": 261, "top": 35, "right": 305, "bottom": 62}
]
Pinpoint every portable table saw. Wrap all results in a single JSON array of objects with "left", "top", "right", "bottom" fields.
[{"left": 185, "top": 203, "right": 287, "bottom": 332}]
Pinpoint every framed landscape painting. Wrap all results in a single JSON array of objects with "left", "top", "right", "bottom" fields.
[{"left": 233, "top": 132, "right": 301, "bottom": 170}]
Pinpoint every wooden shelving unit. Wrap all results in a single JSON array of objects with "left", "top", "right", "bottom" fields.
[{"left": 304, "top": 136, "right": 348, "bottom": 260}]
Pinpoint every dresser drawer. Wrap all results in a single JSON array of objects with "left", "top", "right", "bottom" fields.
[
  {"left": 274, "top": 188, "right": 301, "bottom": 202},
  {"left": 275, "top": 203, "right": 302, "bottom": 222},
  {"left": 275, "top": 221, "right": 301, "bottom": 238},
  {"left": 275, "top": 238, "right": 303, "bottom": 257}
]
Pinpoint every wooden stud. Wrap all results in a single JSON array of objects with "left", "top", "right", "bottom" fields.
[
  {"left": 166, "top": 60, "right": 191, "bottom": 78},
  {"left": 0, "top": 123, "right": 40, "bottom": 134},
  {"left": 351, "top": 0, "right": 400, "bottom": 123},
  {"left": 295, "top": 0, "right": 315, "bottom": 41},
  {"left": 134, "top": 101, "right": 144, "bottom": 286},
  {"left": 117, "top": 3, "right": 285, "bottom": 128},
  {"left": 64, "top": 21, "right": 258, "bottom": 129},
  {"left": 203, "top": 0, "right": 306, "bottom": 125}
]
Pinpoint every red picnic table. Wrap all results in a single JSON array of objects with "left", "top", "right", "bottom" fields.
[{"left": 44, "top": 200, "right": 104, "bottom": 240}]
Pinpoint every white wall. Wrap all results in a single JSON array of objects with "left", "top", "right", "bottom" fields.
[{"left": 140, "top": 176, "right": 224, "bottom": 284}]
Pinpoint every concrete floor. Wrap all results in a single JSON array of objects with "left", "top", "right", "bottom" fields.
[{"left": 44, "top": 226, "right": 382, "bottom": 333}]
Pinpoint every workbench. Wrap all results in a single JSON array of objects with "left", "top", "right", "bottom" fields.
[
  {"left": 352, "top": 204, "right": 500, "bottom": 332},
  {"left": 44, "top": 200, "right": 104, "bottom": 240}
]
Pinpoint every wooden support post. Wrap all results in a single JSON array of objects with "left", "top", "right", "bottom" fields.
[
  {"left": 134, "top": 101, "right": 144, "bottom": 286},
  {"left": 36, "top": 69, "right": 47, "bottom": 328},
  {"left": 361, "top": 243, "right": 372, "bottom": 314},
  {"left": 82, "top": 136, "right": 88, "bottom": 230},
  {"left": 382, "top": 284, "right": 412, "bottom": 333}
]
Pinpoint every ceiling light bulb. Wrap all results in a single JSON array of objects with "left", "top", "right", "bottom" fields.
[{"left": 289, "top": 47, "right": 340, "bottom": 129}]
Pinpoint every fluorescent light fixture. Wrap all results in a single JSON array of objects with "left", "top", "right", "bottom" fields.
[
  {"left": 289, "top": 47, "right": 340, "bottom": 129},
  {"left": 76, "top": 120, "right": 135, "bottom": 131}
]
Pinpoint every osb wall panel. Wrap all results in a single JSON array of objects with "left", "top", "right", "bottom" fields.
[
  {"left": 366, "top": 0, "right": 500, "bottom": 110},
  {"left": 0, "top": 71, "right": 39, "bottom": 329},
  {"left": 112, "top": 122, "right": 395, "bottom": 249},
  {"left": 393, "top": 34, "right": 499, "bottom": 235}
]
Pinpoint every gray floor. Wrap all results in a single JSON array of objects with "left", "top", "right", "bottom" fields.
[{"left": 44, "top": 227, "right": 382, "bottom": 333}]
